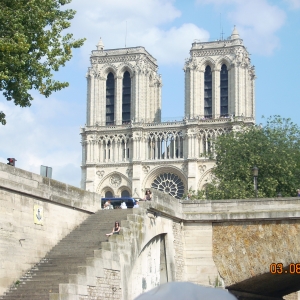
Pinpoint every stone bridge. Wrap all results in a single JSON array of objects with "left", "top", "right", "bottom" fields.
[
  {"left": 1, "top": 162, "right": 300, "bottom": 300},
  {"left": 153, "top": 194, "right": 300, "bottom": 300}
]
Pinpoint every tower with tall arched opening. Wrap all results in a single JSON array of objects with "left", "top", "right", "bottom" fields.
[{"left": 81, "top": 27, "right": 256, "bottom": 199}]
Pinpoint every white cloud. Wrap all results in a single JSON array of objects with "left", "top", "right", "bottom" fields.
[
  {"left": 69, "top": 0, "right": 209, "bottom": 66},
  {"left": 284, "top": 0, "right": 300, "bottom": 9},
  {"left": 0, "top": 95, "right": 82, "bottom": 187},
  {"left": 196, "top": 0, "right": 286, "bottom": 55}
]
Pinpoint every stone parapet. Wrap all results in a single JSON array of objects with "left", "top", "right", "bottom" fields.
[
  {"left": 181, "top": 197, "right": 300, "bottom": 221},
  {"left": 0, "top": 162, "right": 100, "bottom": 212},
  {"left": 0, "top": 162, "right": 100, "bottom": 296}
]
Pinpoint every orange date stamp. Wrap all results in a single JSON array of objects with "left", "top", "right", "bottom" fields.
[{"left": 270, "top": 263, "right": 300, "bottom": 274}]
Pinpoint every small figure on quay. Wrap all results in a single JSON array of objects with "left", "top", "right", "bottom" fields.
[
  {"left": 134, "top": 200, "right": 139, "bottom": 208},
  {"left": 297, "top": 189, "right": 300, "bottom": 197},
  {"left": 144, "top": 190, "right": 152, "bottom": 201},
  {"left": 104, "top": 200, "right": 113, "bottom": 209},
  {"left": 185, "top": 193, "right": 192, "bottom": 200},
  {"left": 106, "top": 221, "right": 121, "bottom": 236},
  {"left": 120, "top": 202, "right": 127, "bottom": 209}
]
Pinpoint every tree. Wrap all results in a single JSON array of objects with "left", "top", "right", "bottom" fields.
[
  {"left": 204, "top": 116, "right": 300, "bottom": 199},
  {"left": 0, "top": 0, "right": 85, "bottom": 125}
]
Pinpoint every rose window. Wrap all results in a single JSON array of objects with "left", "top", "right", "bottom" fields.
[{"left": 151, "top": 173, "right": 184, "bottom": 199}]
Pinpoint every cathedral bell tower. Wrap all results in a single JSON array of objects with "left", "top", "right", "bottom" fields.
[
  {"left": 86, "top": 39, "right": 162, "bottom": 126},
  {"left": 81, "top": 28, "right": 255, "bottom": 199},
  {"left": 184, "top": 26, "right": 255, "bottom": 119}
]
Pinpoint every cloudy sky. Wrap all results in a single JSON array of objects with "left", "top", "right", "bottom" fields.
[{"left": 0, "top": 0, "right": 299, "bottom": 187}]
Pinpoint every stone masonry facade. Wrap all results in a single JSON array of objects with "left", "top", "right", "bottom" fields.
[
  {"left": 80, "top": 270, "right": 122, "bottom": 300},
  {"left": 81, "top": 27, "right": 256, "bottom": 200},
  {"left": 172, "top": 222, "right": 184, "bottom": 282}
]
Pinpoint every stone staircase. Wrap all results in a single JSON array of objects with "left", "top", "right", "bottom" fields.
[{"left": 0, "top": 209, "right": 133, "bottom": 300}]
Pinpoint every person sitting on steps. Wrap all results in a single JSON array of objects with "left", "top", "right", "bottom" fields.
[
  {"left": 144, "top": 189, "right": 152, "bottom": 201},
  {"left": 106, "top": 221, "right": 121, "bottom": 236}
]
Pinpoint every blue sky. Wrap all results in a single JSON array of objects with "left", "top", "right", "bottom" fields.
[{"left": 0, "top": 0, "right": 299, "bottom": 187}]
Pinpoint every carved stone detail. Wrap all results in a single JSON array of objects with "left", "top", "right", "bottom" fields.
[
  {"left": 96, "top": 170, "right": 105, "bottom": 178},
  {"left": 110, "top": 174, "right": 122, "bottom": 187},
  {"left": 142, "top": 166, "right": 150, "bottom": 174},
  {"left": 199, "top": 165, "right": 206, "bottom": 174},
  {"left": 181, "top": 164, "right": 188, "bottom": 173},
  {"left": 126, "top": 168, "right": 133, "bottom": 177},
  {"left": 192, "top": 48, "right": 234, "bottom": 57}
]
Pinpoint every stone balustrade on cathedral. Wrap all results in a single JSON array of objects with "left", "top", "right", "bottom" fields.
[{"left": 80, "top": 116, "right": 254, "bottom": 165}]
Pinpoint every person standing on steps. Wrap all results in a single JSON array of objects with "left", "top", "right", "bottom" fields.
[{"left": 106, "top": 221, "right": 121, "bottom": 236}]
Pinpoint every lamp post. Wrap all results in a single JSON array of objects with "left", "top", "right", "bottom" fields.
[{"left": 252, "top": 166, "right": 259, "bottom": 198}]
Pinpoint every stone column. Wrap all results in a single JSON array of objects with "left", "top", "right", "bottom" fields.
[
  {"left": 153, "top": 82, "right": 157, "bottom": 123},
  {"left": 212, "top": 68, "right": 220, "bottom": 118},
  {"left": 195, "top": 135, "right": 199, "bottom": 157},
  {"left": 251, "top": 72, "right": 256, "bottom": 118},
  {"left": 124, "top": 140, "right": 127, "bottom": 161},
  {"left": 228, "top": 67, "right": 233, "bottom": 116},
  {"left": 99, "top": 140, "right": 103, "bottom": 163},
  {"left": 131, "top": 74, "right": 136, "bottom": 122},
  {"left": 105, "top": 141, "right": 108, "bottom": 162},
  {"left": 117, "top": 140, "right": 121, "bottom": 162},
  {"left": 177, "top": 136, "right": 180, "bottom": 158},
  {"left": 155, "top": 137, "right": 158, "bottom": 160},
  {"left": 185, "top": 68, "right": 191, "bottom": 118},
  {"left": 99, "top": 77, "right": 106, "bottom": 126},
  {"left": 88, "top": 74, "right": 95, "bottom": 125},
  {"left": 173, "top": 136, "right": 176, "bottom": 159},
  {"left": 156, "top": 79, "right": 162, "bottom": 122},
  {"left": 115, "top": 76, "right": 123, "bottom": 125},
  {"left": 81, "top": 141, "right": 86, "bottom": 165},
  {"left": 189, "top": 68, "right": 195, "bottom": 118},
  {"left": 187, "top": 134, "right": 191, "bottom": 158},
  {"left": 144, "top": 136, "right": 148, "bottom": 160},
  {"left": 93, "top": 76, "right": 99, "bottom": 125}
]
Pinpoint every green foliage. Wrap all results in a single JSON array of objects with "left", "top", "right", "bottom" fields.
[
  {"left": 0, "top": 0, "right": 85, "bottom": 124},
  {"left": 204, "top": 116, "right": 300, "bottom": 199},
  {"left": 182, "top": 187, "right": 205, "bottom": 201}
]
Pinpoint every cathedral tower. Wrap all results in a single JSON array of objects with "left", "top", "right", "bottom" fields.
[
  {"left": 86, "top": 39, "right": 162, "bottom": 126},
  {"left": 81, "top": 28, "right": 255, "bottom": 200},
  {"left": 184, "top": 26, "right": 255, "bottom": 119}
]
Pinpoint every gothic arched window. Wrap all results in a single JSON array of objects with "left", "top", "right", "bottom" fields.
[
  {"left": 105, "top": 190, "right": 113, "bottom": 198},
  {"left": 220, "top": 64, "right": 228, "bottom": 116},
  {"left": 204, "top": 66, "right": 212, "bottom": 118},
  {"left": 121, "top": 190, "right": 130, "bottom": 197},
  {"left": 106, "top": 72, "right": 115, "bottom": 125},
  {"left": 122, "top": 71, "right": 131, "bottom": 124}
]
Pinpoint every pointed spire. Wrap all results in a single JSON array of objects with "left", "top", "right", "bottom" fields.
[
  {"left": 231, "top": 26, "right": 240, "bottom": 40},
  {"left": 96, "top": 38, "right": 104, "bottom": 50}
]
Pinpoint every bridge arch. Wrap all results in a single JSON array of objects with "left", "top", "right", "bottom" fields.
[{"left": 118, "top": 208, "right": 179, "bottom": 299}]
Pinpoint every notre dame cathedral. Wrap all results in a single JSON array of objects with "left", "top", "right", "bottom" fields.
[{"left": 80, "top": 27, "right": 256, "bottom": 199}]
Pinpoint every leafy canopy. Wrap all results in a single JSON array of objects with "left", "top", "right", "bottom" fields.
[
  {"left": 204, "top": 116, "right": 300, "bottom": 199},
  {"left": 0, "top": 0, "right": 85, "bottom": 124}
]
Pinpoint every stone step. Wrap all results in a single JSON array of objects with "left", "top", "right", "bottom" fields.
[{"left": 1, "top": 209, "right": 133, "bottom": 300}]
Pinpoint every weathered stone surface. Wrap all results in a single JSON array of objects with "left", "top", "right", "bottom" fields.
[
  {"left": 2, "top": 167, "right": 300, "bottom": 299},
  {"left": 213, "top": 220, "right": 300, "bottom": 298},
  {"left": 0, "top": 162, "right": 100, "bottom": 296}
]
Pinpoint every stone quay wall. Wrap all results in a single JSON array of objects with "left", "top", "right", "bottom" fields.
[{"left": 0, "top": 162, "right": 100, "bottom": 296}]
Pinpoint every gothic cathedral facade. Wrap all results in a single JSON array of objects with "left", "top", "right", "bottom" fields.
[{"left": 80, "top": 27, "right": 256, "bottom": 199}]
